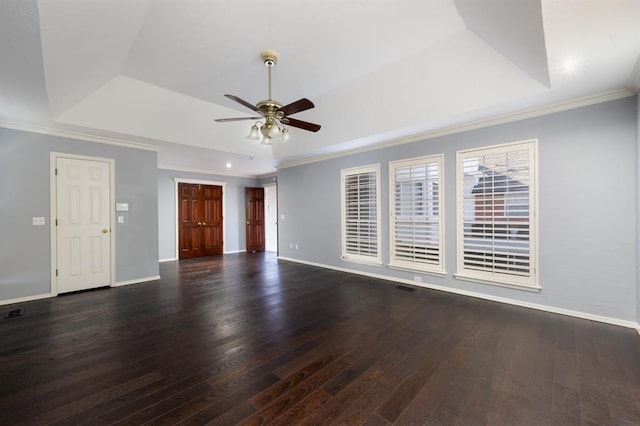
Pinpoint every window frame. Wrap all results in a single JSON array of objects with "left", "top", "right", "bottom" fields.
[
  {"left": 340, "top": 163, "right": 382, "bottom": 265},
  {"left": 455, "top": 139, "right": 539, "bottom": 291},
  {"left": 389, "top": 154, "right": 445, "bottom": 275}
]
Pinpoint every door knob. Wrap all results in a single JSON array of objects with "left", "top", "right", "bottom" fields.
[
  {"left": 246, "top": 221, "right": 250, "bottom": 225},
  {"left": 102, "top": 228, "right": 109, "bottom": 233}
]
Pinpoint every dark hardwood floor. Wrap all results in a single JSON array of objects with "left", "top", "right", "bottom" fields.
[{"left": 2, "top": 253, "right": 640, "bottom": 425}]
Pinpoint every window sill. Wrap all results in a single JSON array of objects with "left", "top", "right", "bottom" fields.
[
  {"left": 454, "top": 273, "right": 541, "bottom": 293},
  {"left": 341, "top": 257, "right": 383, "bottom": 267},
  {"left": 388, "top": 264, "right": 447, "bottom": 277}
]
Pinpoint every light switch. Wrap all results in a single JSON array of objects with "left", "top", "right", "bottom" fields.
[
  {"left": 115, "top": 203, "right": 129, "bottom": 211},
  {"left": 280, "top": 214, "right": 285, "bottom": 220},
  {"left": 32, "top": 217, "right": 45, "bottom": 226},
  {"left": 118, "top": 216, "right": 124, "bottom": 224}
]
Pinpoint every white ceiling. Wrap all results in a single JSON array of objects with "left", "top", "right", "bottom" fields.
[{"left": 1, "top": 0, "right": 639, "bottom": 177}]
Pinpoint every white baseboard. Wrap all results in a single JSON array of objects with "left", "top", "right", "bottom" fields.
[
  {"left": 0, "top": 292, "right": 55, "bottom": 307},
  {"left": 278, "top": 256, "right": 640, "bottom": 332},
  {"left": 159, "top": 258, "right": 177, "bottom": 263},
  {"left": 224, "top": 249, "right": 247, "bottom": 254},
  {"left": 114, "top": 275, "right": 161, "bottom": 287}
]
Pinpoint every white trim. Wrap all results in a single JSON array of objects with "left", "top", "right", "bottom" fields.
[
  {"left": 114, "top": 275, "right": 161, "bottom": 287},
  {"left": 341, "top": 257, "right": 383, "bottom": 267},
  {"left": 277, "top": 256, "right": 640, "bottom": 331},
  {"left": 1, "top": 121, "right": 158, "bottom": 151},
  {"left": 340, "top": 163, "right": 382, "bottom": 265},
  {"left": 388, "top": 264, "right": 447, "bottom": 277},
  {"left": 172, "top": 178, "right": 227, "bottom": 186},
  {"left": 277, "top": 89, "right": 633, "bottom": 171},
  {"left": 224, "top": 249, "right": 247, "bottom": 254},
  {"left": 454, "top": 273, "right": 541, "bottom": 293},
  {"left": 50, "top": 152, "right": 116, "bottom": 296},
  {"left": 159, "top": 258, "right": 177, "bottom": 262},
  {"left": 388, "top": 153, "right": 445, "bottom": 275},
  {"left": 0, "top": 293, "right": 55, "bottom": 307},
  {"left": 455, "top": 139, "right": 538, "bottom": 290},
  {"left": 258, "top": 173, "right": 278, "bottom": 181},
  {"left": 173, "top": 178, "right": 227, "bottom": 260},
  {"left": 626, "top": 55, "right": 640, "bottom": 94},
  {"left": 158, "top": 165, "right": 259, "bottom": 179}
]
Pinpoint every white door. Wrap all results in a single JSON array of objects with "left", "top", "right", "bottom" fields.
[
  {"left": 56, "top": 156, "right": 112, "bottom": 293},
  {"left": 264, "top": 185, "right": 278, "bottom": 252}
]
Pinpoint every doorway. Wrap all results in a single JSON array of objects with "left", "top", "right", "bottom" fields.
[
  {"left": 264, "top": 184, "right": 278, "bottom": 253},
  {"left": 178, "top": 182, "right": 223, "bottom": 259},
  {"left": 51, "top": 153, "right": 114, "bottom": 294},
  {"left": 245, "top": 187, "right": 265, "bottom": 252}
]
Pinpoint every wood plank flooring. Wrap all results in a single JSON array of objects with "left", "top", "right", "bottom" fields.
[{"left": 1, "top": 252, "right": 640, "bottom": 425}]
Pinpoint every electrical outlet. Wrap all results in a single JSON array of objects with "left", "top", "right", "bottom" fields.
[
  {"left": 289, "top": 243, "right": 293, "bottom": 249},
  {"left": 295, "top": 244, "right": 299, "bottom": 250},
  {"left": 413, "top": 276, "right": 422, "bottom": 283}
]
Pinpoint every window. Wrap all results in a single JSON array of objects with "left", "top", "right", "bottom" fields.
[
  {"left": 456, "top": 140, "right": 538, "bottom": 290},
  {"left": 341, "top": 164, "right": 381, "bottom": 264},
  {"left": 389, "top": 155, "right": 444, "bottom": 274}
]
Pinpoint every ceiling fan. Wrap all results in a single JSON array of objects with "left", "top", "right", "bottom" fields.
[{"left": 215, "top": 50, "right": 321, "bottom": 145}]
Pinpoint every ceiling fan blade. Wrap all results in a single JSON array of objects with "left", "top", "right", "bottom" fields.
[
  {"left": 224, "top": 94, "right": 260, "bottom": 113},
  {"left": 279, "top": 98, "right": 315, "bottom": 116},
  {"left": 215, "top": 116, "right": 262, "bottom": 122},
  {"left": 282, "top": 117, "right": 321, "bottom": 132}
]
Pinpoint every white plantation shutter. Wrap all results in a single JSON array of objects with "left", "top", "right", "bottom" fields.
[
  {"left": 341, "top": 164, "right": 381, "bottom": 264},
  {"left": 456, "top": 140, "right": 537, "bottom": 289},
  {"left": 389, "top": 155, "right": 444, "bottom": 273}
]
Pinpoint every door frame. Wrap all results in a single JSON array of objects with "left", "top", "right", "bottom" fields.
[
  {"left": 173, "top": 178, "right": 226, "bottom": 259},
  {"left": 50, "top": 152, "right": 116, "bottom": 295},
  {"left": 263, "top": 183, "right": 278, "bottom": 253}
]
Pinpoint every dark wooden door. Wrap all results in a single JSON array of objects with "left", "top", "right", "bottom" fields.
[
  {"left": 201, "top": 184, "right": 223, "bottom": 256},
  {"left": 179, "top": 183, "right": 223, "bottom": 259},
  {"left": 245, "top": 187, "right": 265, "bottom": 252}
]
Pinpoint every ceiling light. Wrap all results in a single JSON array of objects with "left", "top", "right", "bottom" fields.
[
  {"left": 217, "top": 50, "right": 321, "bottom": 144},
  {"left": 226, "top": 162, "right": 232, "bottom": 168},
  {"left": 246, "top": 124, "right": 260, "bottom": 140},
  {"left": 248, "top": 118, "right": 287, "bottom": 144}
]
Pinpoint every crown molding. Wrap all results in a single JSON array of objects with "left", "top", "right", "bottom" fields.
[
  {"left": 257, "top": 172, "right": 278, "bottom": 180},
  {"left": 158, "top": 164, "right": 259, "bottom": 179},
  {"left": 0, "top": 121, "right": 159, "bottom": 151},
  {"left": 626, "top": 55, "right": 640, "bottom": 94},
  {"left": 277, "top": 88, "right": 634, "bottom": 170}
]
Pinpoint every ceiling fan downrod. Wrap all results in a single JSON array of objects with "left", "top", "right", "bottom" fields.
[{"left": 262, "top": 50, "right": 279, "bottom": 101}]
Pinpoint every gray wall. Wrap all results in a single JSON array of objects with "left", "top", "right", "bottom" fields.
[
  {"left": 157, "top": 169, "right": 258, "bottom": 260},
  {"left": 637, "top": 93, "right": 640, "bottom": 324},
  {"left": 0, "top": 127, "right": 159, "bottom": 302},
  {"left": 278, "top": 97, "right": 638, "bottom": 323}
]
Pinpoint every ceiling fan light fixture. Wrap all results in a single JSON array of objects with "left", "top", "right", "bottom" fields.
[
  {"left": 268, "top": 124, "right": 282, "bottom": 138},
  {"left": 247, "top": 123, "right": 260, "bottom": 140},
  {"left": 260, "top": 124, "right": 271, "bottom": 140},
  {"left": 215, "top": 50, "right": 321, "bottom": 143}
]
